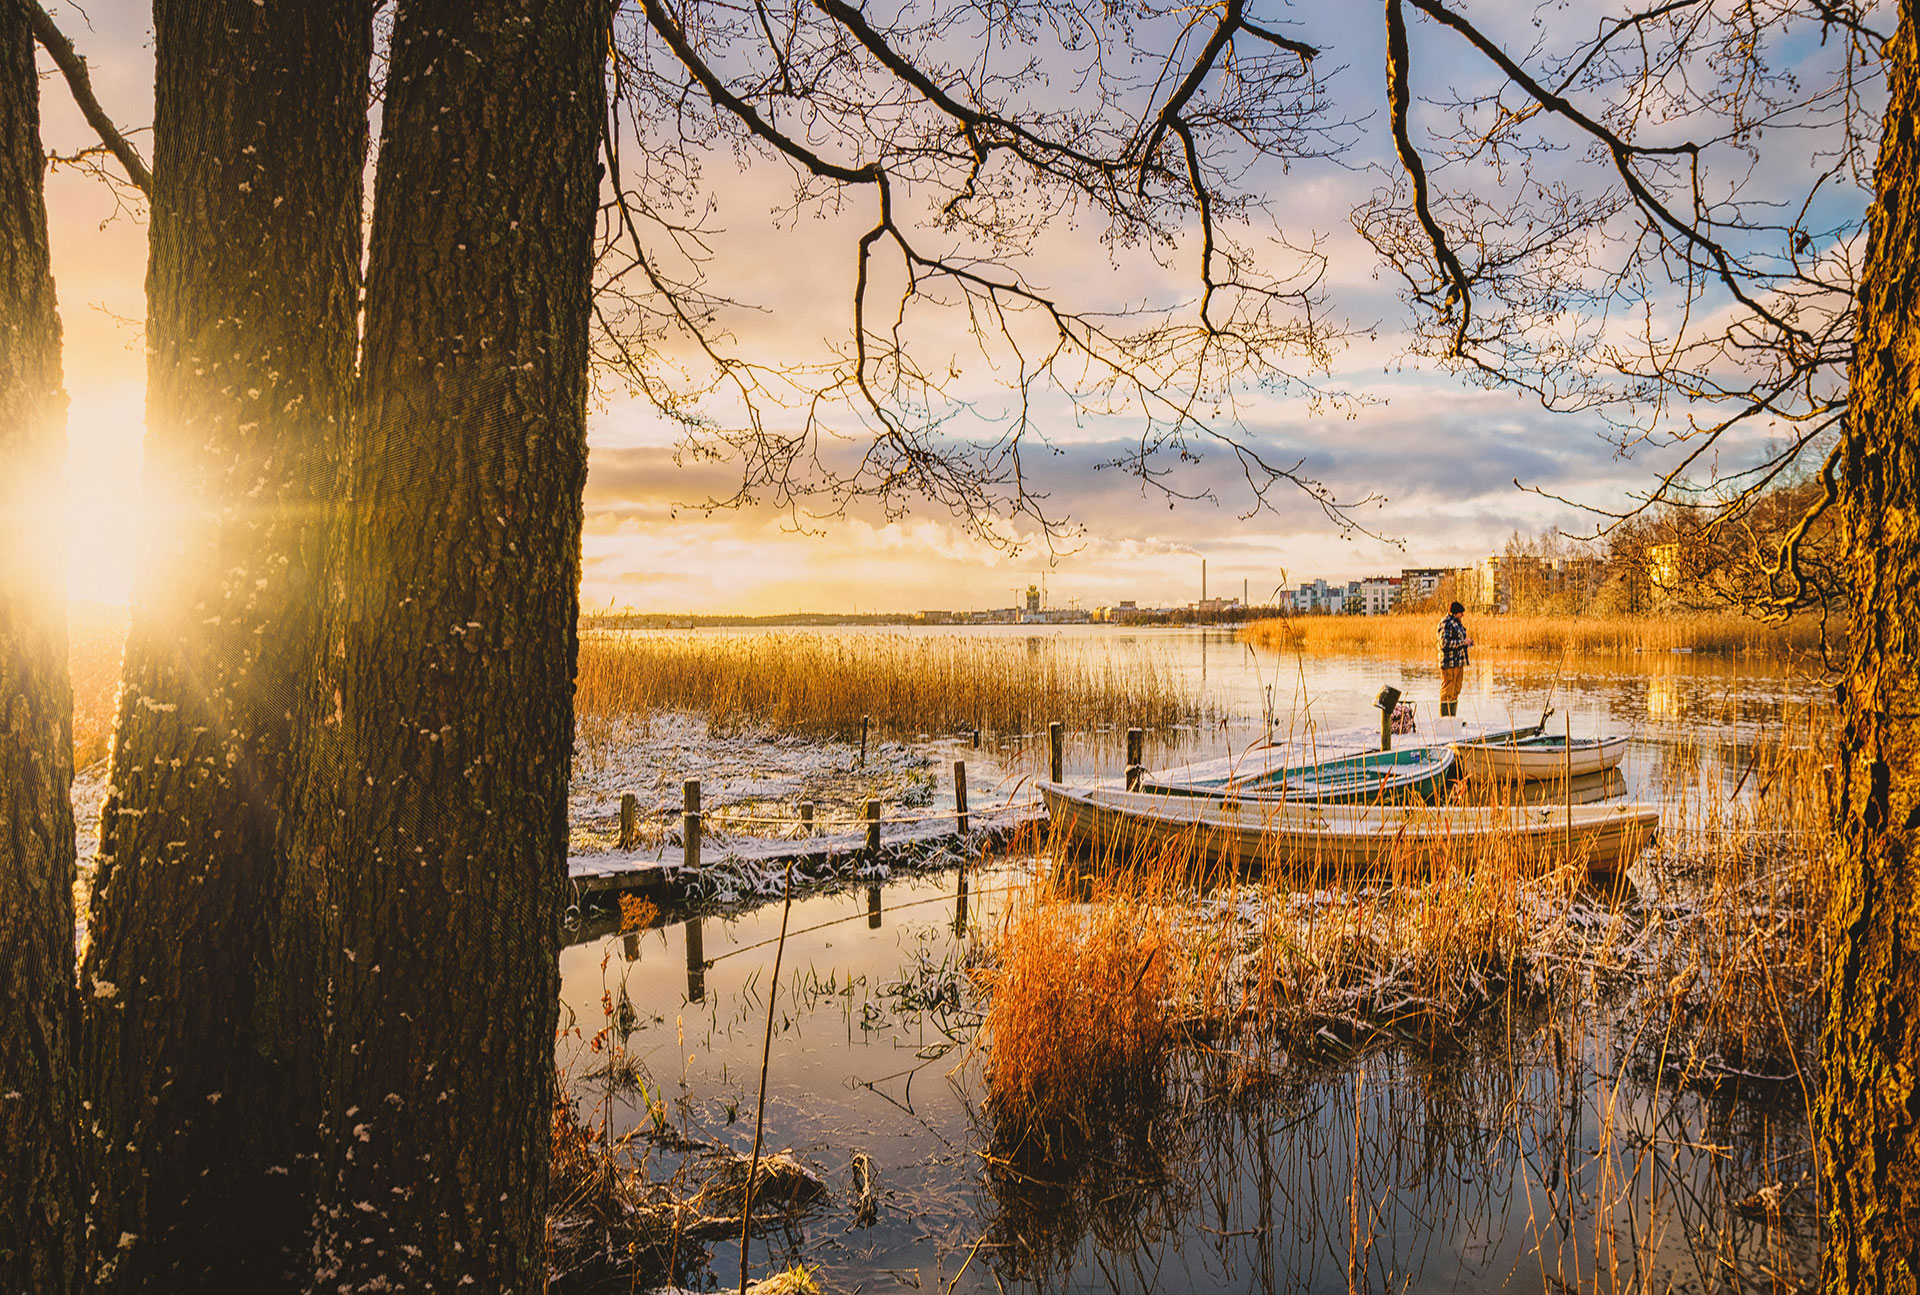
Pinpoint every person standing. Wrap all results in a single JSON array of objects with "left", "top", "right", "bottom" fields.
[{"left": 1437, "top": 601, "right": 1472, "bottom": 718}]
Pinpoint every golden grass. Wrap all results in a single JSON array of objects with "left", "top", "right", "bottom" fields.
[
  {"left": 575, "top": 631, "right": 1202, "bottom": 743},
  {"left": 1240, "top": 611, "right": 1830, "bottom": 658},
  {"left": 977, "top": 706, "right": 1833, "bottom": 1138},
  {"left": 973, "top": 875, "right": 1179, "bottom": 1143}
]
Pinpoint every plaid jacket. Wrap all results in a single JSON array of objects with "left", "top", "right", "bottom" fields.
[{"left": 1438, "top": 614, "right": 1470, "bottom": 668}]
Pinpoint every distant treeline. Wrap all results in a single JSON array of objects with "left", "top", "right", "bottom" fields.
[{"left": 583, "top": 611, "right": 916, "bottom": 629}]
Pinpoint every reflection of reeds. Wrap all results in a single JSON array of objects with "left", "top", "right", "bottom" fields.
[
  {"left": 1240, "top": 612, "right": 1826, "bottom": 658},
  {"left": 574, "top": 631, "right": 1202, "bottom": 748}
]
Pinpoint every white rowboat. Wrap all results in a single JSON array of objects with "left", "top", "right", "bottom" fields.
[
  {"left": 1039, "top": 782, "right": 1658, "bottom": 881},
  {"left": 1451, "top": 733, "right": 1629, "bottom": 781}
]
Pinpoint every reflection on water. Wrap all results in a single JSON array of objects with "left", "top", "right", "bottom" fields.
[
  {"left": 557, "top": 634, "right": 1826, "bottom": 1292},
  {"left": 558, "top": 861, "right": 1817, "bottom": 1293}
]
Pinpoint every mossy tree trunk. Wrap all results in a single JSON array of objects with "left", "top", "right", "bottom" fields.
[
  {"left": 1823, "top": 3, "right": 1920, "bottom": 1289},
  {"left": 306, "top": 0, "right": 605, "bottom": 1287},
  {"left": 77, "top": 2, "right": 371, "bottom": 1287},
  {"left": 0, "top": 2, "right": 80, "bottom": 1289}
]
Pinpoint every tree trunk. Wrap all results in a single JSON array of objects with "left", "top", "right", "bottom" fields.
[
  {"left": 78, "top": 3, "right": 370, "bottom": 1286},
  {"left": 0, "top": 3, "right": 81, "bottom": 1290},
  {"left": 1822, "top": 4, "right": 1920, "bottom": 1291},
  {"left": 306, "top": 0, "right": 604, "bottom": 1287}
]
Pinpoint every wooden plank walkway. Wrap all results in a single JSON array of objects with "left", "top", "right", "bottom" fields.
[{"left": 566, "top": 798, "right": 1045, "bottom": 903}]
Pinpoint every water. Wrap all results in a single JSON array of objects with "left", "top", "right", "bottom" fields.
[{"left": 557, "top": 629, "right": 1827, "bottom": 1292}]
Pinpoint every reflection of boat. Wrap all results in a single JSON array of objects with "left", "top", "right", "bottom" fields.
[
  {"left": 1136, "top": 746, "right": 1455, "bottom": 806},
  {"left": 1039, "top": 783, "right": 1660, "bottom": 880},
  {"left": 1452, "top": 733, "right": 1628, "bottom": 781}
]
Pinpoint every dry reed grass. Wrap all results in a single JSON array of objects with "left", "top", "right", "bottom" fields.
[
  {"left": 1240, "top": 611, "right": 1828, "bottom": 658},
  {"left": 575, "top": 631, "right": 1201, "bottom": 747},
  {"left": 972, "top": 873, "right": 1179, "bottom": 1145}
]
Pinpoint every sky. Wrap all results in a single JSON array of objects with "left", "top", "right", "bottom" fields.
[{"left": 33, "top": 0, "right": 1864, "bottom": 614}]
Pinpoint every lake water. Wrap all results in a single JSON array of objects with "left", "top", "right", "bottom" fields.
[{"left": 556, "top": 628, "right": 1828, "bottom": 1293}]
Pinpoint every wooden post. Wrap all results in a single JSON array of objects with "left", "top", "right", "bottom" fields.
[
  {"left": 866, "top": 885, "right": 882, "bottom": 929},
  {"left": 860, "top": 714, "right": 870, "bottom": 767},
  {"left": 953, "top": 760, "right": 969, "bottom": 836},
  {"left": 1049, "top": 722, "right": 1064, "bottom": 783},
  {"left": 1380, "top": 707, "right": 1394, "bottom": 753},
  {"left": 971, "top": 729, "right": 980, "bottom": 750},
  {"left": 800, "top": 800, "right": 814, "bottom": 837},
  {"left": 954, "top": 869, "right": 969, "bottom": 937},
  {"left": 685, "top": 917, "right": 706, "bottom": 1002},
  {"left": 864, "top": 797, "right": 881, "bottom": 853},
  {"left": 683, "top": 779, "right": 702, "bottom": 872},
  {"left": 1125, "top": 728, "right": 1144, "bottom": 791},
  {"left": 618, "top": 792, "right": 638, "bottom": 850}
]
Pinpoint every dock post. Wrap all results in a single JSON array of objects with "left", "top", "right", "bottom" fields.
[
  {"left": 860, "top": 714, "right": 870, "bottom": 767},
  {"left": 1049, "top": 722, "right": 1064, "bottom": 783},
  {"left": 865, "top": 797, "right": 881, "bottom": 853},
  {"left": 954, "top": 760, "right": 969, "bottom": 836},
  {"left": 685, "top": 917, "right": 706, "bottom": 1002},
  {"left": 683, "top": 779, "right": 702, "bottom": 872},
  {"left": 618, "top": 793, "right": 638, "bottom": 849},
  {"left": 1380, "top": 709, "right": 1393, "bottom": 753},
  {"left": 800, "top": 800, "right": 814, "bottom": 837},
  {"left": 1125, "top": 728, "right": 1144, "bottom": 792}
]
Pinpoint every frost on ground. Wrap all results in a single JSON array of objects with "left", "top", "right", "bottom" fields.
[{"left": 569, "top": 711, "right": 1021, "bottom": 855}]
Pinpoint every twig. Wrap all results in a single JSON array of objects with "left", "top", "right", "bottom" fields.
[
  {"left": 739, "top": 855, "right": 797, "bottom": 1293},
  {"left": 24, "top": 2, "right": 151, "bottom": 194}
]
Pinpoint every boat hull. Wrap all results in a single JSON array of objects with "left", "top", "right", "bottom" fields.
[
  {"left": 1039, "top": 782, "right": 1658, "bottom": 882},
  {"left": 1452, "top": 735, "right": 1629, "bottom": 781}
]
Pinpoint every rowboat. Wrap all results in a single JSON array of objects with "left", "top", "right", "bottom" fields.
[
  {"left": 1038, "top": 782, "right": 1659, "bottom": 880},
  {"left": 1451, "top": 732, "right": 1629, "bottom": 781},
  {"left": 1135, "top": 745, "right": 1456, "bottom": 805}
]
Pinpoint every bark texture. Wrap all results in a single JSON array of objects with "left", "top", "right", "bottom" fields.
[
  {"left": 78, "top": 3, "right": 370, "bottom": 1287},
  {"left": 308, "top": 0, "right": 604, "bottom": 1287},
  {"left": 1822, "top": 5, "right": 1920, "bottom": 1291},
  {"left": 0, "top": 3, "right": 80, "bottom": 1289}
]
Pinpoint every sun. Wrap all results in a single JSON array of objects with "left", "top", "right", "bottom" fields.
[{"left": 61, "top": 389, "right": 147, "bottom": 609}]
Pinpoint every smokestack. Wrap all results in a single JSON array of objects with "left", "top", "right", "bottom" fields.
[
  {"left": 1243, "top": 577, "right": 1248, "bottom": 606},
  {"left": 1202, "top": 558, "right": 1207, "bottom": 601}
]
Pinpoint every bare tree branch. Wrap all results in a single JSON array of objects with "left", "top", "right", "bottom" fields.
[{"left": 24, "top": 1, "right": 150, "bottom": 194}]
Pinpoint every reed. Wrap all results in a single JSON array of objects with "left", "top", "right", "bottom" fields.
[
  {"left": 973, "top": 870, "right": 1181, "bottom": 1144},
  {"left": 1240, "top": 611, "right": 1829, "bottom": 658},
  {"left": 575, "top": 630, "right": 1203, "bottom": 744}
]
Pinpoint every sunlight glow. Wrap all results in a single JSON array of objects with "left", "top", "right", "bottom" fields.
[{"left": 61, "top": 385, "right": 145, "bottom": 607}]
